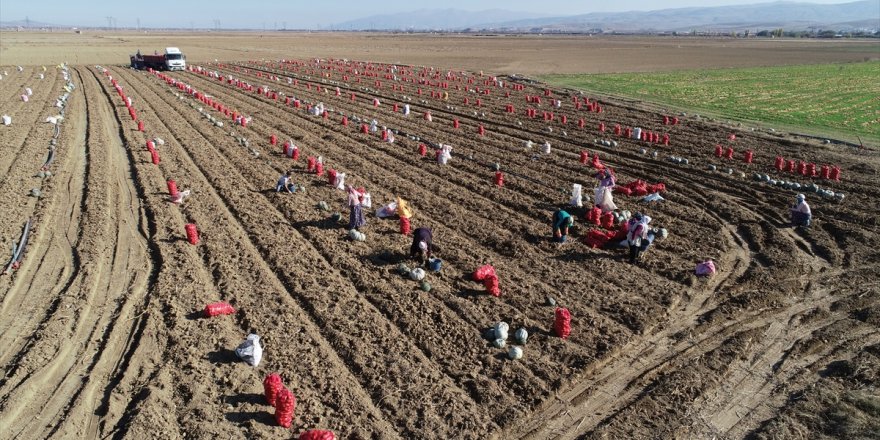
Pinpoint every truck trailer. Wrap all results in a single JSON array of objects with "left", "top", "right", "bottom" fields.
[{"left": 130, "top": 47, "right": 186, "bottom": 71}]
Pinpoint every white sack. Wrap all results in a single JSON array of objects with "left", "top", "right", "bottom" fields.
[
  {"left": 235, "top": 334, "right": 263, "bottom": 367},
  {"left": 570, "top": 184, "right": 583, "bottom": 207}
]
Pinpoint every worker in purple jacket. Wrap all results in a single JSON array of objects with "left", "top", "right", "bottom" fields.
[{"left": 597, "top": 168, "right": 616, "bottom": 189}]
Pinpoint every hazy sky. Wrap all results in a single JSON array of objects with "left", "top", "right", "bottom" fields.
[{"left": 0, "top": 0, "right": 865, "bottom": 29}]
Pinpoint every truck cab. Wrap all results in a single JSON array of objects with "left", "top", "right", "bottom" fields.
[{"left": 165, "top": 47, "right": 186, "bottom": 71}]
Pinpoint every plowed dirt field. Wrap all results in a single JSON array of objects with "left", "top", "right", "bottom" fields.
[{"left": 0, "top": 50, "right": 877, "bottom": 439}]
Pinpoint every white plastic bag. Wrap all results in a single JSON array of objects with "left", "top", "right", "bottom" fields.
[
  {"left": 438, "top": 145, "right": 453, "bottom": 165},
  {"left": 335, "top": 172, "right": 346, "bottom": 190},
  {"left": 595, "top": 186, "right": 617, "bottom": 212},
  {"left": 235, "top": 334, "right": 263, "bottom": 367},
  {"left": 376, "top": 201, "right": 397, "bottom": 218},
  {"left": 361, "top": 192, "right": 372, "bottom": 209},
  {"left": 570, "top": 184, "right": 583, "bottom": 207},
  {"left": 1, "top": 115, "right": 10, "bottom": 126},
  {"left": 171, "top": 189, "right": 191, "bottom": 204},
  {"left": 542, "top": 141, "right": 551, "bottom": 154},
  {"left": 643, "top": 193, "right": 665, "bottom": 202}
]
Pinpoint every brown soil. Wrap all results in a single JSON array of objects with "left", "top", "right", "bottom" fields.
[
  {"left": 0, "top": 35, "right": 878, "bottom": 440},
  {"left": 1, "top": 32, "right": 879, "bottom": 74}
]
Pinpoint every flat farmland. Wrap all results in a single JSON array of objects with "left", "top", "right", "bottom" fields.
[
  {"left": 0, "top": 32, "right": 878, "bottom": 439},
  {"left": 544, "top": 61, "right": 880, "bottom": 143}
]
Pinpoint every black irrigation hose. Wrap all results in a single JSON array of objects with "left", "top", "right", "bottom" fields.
[
  {"left": 3, "top": 218, "right": 31, "bottom": 275},
  {"left": 41, "top": 147, "right": 56, "bottom": 170}
]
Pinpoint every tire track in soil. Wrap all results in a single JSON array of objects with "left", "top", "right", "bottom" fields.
[
  {"left": 115, "top": 67, "right": 442, "bottom": 438},
  {"left": 510, "top": 266, "right": 862, "bottom": 439},
  {"left": 695, "top": 317, "right": 880, "bottom": 438},
  {"left": 0, "top": 67, "right": 151, "bottom": 439}
]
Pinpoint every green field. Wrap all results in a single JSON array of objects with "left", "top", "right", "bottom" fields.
[{"left": 542, "top": 61, "right": 880, "bottom": 144}]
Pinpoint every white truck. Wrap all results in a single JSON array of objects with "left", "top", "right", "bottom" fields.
[{"left": 130, "top": 47, "right": 186, "bottom": 71}]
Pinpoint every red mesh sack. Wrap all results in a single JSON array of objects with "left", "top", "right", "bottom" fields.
[
  {"left": 554, "top": 307, "right": 571, "bottom": 339},
  {"left": 204, "top": 302, "right": 235, "bottom": 317},
  {"left": 275, "top": 388, "right": 296, "bottom": 428},
  {"left": 483, "top": 275, "right": 501, "bottom": 297},
  {"left": 299, "top": 430, "right": 336, "bottom": 440},
  {"left": 647, "top": 183, "right": 666, "bottom": 193},
  {"left": 473, "top": 264, "right": 496, "bottom": 282},
  {"left": 613, "top": 186, "right": 632, "bottom": 196},
  {"left": 327, "top": 169, "right": 337, "bottom": 186},
  {"left": 600, "top": 212, "right": 615, "bottom": 229},
  {"left": 399, "top": 217, "right": 411, "bottom": 235},
  {"left": 263, "top": 373, "right": 283, "bottom": 407},
  {"left": 584, "top": 230, "right": 610, "bottom": 249},
  {"left": 585, "top": 206, "right": 602, "bottom": 225},
  {"left": 185, "top": 224, "right": 199, "bottom": 245},
  {"left": 610, "top": 222, "right": 629, "bottom": 241}
]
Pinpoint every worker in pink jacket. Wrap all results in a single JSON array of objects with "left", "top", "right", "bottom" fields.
[{"left": 790, "top": 194, "right": 811, "bottom": 227}]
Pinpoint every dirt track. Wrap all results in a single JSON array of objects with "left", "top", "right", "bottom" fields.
[{"left": 0, "top": 56, "right": 877, "bottom": 439}]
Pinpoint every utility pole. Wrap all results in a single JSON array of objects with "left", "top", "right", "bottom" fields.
[
  {"left": 137, "top": 18, "right": 141, "bottom": 31},
  {"left": 106, "top": 16, "right": 113, "bottom": 30}
]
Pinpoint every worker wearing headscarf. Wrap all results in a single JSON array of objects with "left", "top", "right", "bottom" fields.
[
  {"left": 410, "top": 227, "right": 433, "bottom": 265},
  {"left": 347, "top": 185, "right": 366, "bottom": 230},
  {"left": 790, "top": 194, "right": 811, "bottom": 227},
  {"left": 552, "top": 209, "right": 574, "bottom": 242},
  {"left": 598, "top": 168, "right": 616, "bottom": 189},
  {"left": 626, "top": 212, "right": 651, "bottom": 264}
]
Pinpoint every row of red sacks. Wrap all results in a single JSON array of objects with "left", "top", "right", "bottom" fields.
[
  {"left": 218, "top": 61, "right": 671, "bottom": 146},
  {"left": 613, "top": 180, "right": 667, "bottom": 197},
  {"left": 774, "top": 157, "right": 841, "bottom": 180}
]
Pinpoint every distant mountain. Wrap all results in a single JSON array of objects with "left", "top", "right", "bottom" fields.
[
  {"left": 330, "top": 8, "right": 550, "bottom": 31},
  {"left": 331, "top": 1, "right": 879, "bottom": 32}
]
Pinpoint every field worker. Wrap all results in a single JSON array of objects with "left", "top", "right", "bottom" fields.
[
  {"left": 552, "top": 208, "right": 574, "bottom": 242},
  {"left": 597, "top": 168, "right": 616, "bottom": 189},
  {"left": 790, "top": 194, "right": 812, "bottom": 227},
  {"left": 626, "top": 212, "right": 651, "bottom": 264},
  {"left": 409, "top": 227, "right": 433, "bottom": 265},
  {"left": 347, "top": 185, "right": 366, "bottom": 230},
  {"left": 275, "top": 171, "right": 295, "bottom": 193}
]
